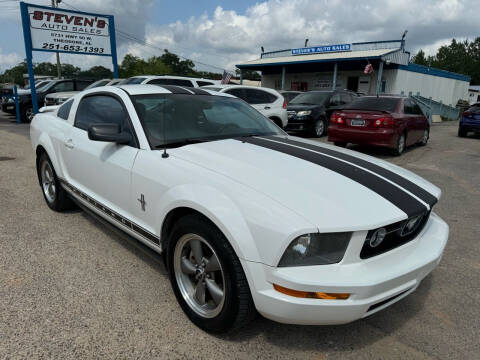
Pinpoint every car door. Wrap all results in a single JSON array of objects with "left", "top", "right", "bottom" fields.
[{"left": 61, "top": 93, "right": 139, "bottom": 217}]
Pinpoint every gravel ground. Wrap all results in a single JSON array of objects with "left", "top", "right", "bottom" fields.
[{"left": 0, "top": 111, "right": 479, "bottom": 359}]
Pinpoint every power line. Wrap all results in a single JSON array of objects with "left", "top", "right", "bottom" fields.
[{"left": 61, "top": 1, "right": 233, "bottom": 72}]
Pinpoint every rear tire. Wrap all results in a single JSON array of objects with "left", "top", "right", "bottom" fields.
[
  {"left": 167, "top": 214, "right": 256, "bottom": 333},
  {"left": 312, "top": 119, "right": 326, "bottom": 137},
  {"left": 458, "top": 126, "right": 468, "bottom": 137},
  {"left": 392, "top": 133, "right": 406, "bottom": 156},
  {"left": 36, "top": 152, "right": 73, "bottom": 211},
  {"left": 21, "top": 105, "right": 34, "bottom": 123}
]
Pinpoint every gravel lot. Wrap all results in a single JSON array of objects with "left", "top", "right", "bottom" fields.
[{"left": 0, "top": 111, "right": 479, "bottom": 359}]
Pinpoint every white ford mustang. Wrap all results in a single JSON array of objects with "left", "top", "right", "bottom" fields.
[{"left": 30, "top": 84, "right": 449, "bottom": 333}]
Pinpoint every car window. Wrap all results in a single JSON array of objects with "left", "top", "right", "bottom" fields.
[
  {"left": 75, "top": 95, "right": 134, "bottom": 145},
  {"left": 53, "top": 81, "right": 74, "bottom": 93},
  {"left": 329, "top": 93, "right": 341, "bottom": 106},
  {"left": 224, "top": 88, "right": 246, "bottom": 100},
  {"left": 147, "top": 78, "right": 194, "bottom": 87},
  {"left": 76, "top": 80, "right": 93, "bottom": 91},
  {"left": 197, "top": 81, "right": 215, "bottom": 87},
  {"left": 244, "top": 89, "right": 276, "bottom": 104},
  {"left": 290, "top": 92, "right": 330, "bottom": 105},
  {"left": 57, "top": 99, "right": 73, "bottom": 120},
  {"left": 412, "top": 103, "right": 423, "bottom": 115},
  {"left": 84, "top": 80, "right": 110, "bottom": 90},
  {"left": 403, "top": 99, "right": 414, "bottom": 114},
  {"left": 340, "top": 93, "right": 352, "bottom": 104},
  {"left": 131, "top": 94, "right": 282, "bottom": 147},
  {"left": 344, "top": 97, "right": 399, "bottom": 112},
  {"left": 203, "top": 86, "right": 221, "bottom": 91},
  {"left": 124, "top": 77, "right": 147, "bottom": 84}
]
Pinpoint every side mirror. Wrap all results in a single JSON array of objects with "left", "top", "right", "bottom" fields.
[{"left": 88, "top": 123, "right": 131, "bottom": 144}]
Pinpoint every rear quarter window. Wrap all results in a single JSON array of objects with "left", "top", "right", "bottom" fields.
[
  {"left": 197, "top": 81, "right": 215, "bottom": 87},
  {"left": 57, "top": 99, "right": 73, "bottom": 120}
]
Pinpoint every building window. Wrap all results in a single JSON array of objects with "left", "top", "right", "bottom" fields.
[{"left": 381, "top": 80, "right": 387, "bottom": 93}]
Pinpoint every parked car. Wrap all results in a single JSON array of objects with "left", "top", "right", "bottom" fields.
[
  {"left": 44, "top": 78, "right": 124, "bottom": 106},
  {"left": 285, "top": 90, "right": 358, "bottom": 137},
  {"left": 328, "top": 96, "right": 429, "bottom": 156},
  {"left": 121, "top": 75, "right": 218, "bottom": 88},
  {"left": 2, "top": 80, "right": 55, "bottom": 114},
  {"left": 458, "top": 103, "right": 480, "bottom": 137},
  {"left": 31, "top": 84, "right": 447, "bottom": 333},
  {"left": 202, "top": 84, "right": 288, "bottom": 128},
  {"left": 16, "top": 79, "right": 94, "bottom": 122},
  {"left": 280, "top": 90, "right": 301, "bottom": 104}
]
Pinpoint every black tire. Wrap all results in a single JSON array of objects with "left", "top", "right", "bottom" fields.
[
  {"left": 392, "top": 132, "right": 406, "bottom": 156},
  {"left": 312, "top": 118, "right": 326, "bottom": 137},
  {"left": 36, "top": 152, "right": 73, "bottom": 211},
  {"left": 334, "top": 141, "right": 347, "bottom": 147},
  {"left": 21, "top": 105, "right": 34, "bottom": 123},
  {"left": 458, "top": 126, "right": 468, "bottom": 137},
  {"left": 419, "top": 128, "right": 429, "bottom": 146},
  {"left": 166, "top": 214, "right": 256, "bottom": 333}
]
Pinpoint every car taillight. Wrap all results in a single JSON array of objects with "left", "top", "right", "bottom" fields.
[
  {"left": 373, "top": 117, "right": 394, "bottom": 127},
  {"left": 462, "top": 111, "right": 471, "bottom": 117},
  {"left": 282, "top": 99, "right": 287, "bottom": 109},
  {"left": 331, "top": 113, "right": 344, "bottom": 124}
]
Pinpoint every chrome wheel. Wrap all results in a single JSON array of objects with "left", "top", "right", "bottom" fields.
[
  {"left": 397, "top": 134, "right": 405, "bottom": 154},
  {"left": 40, "top": 160, "right": 56, "bottom": 203},
  {"left": 25, "top": 107, "right": 34, "bottom": 121},
  {"left": 421, "top": 129, "right": 429, "bottom": 145},
  {"left": 173, "top": 234, "right": 225, "bottom": 318},
  {"left": 314, "top": 120, "right": 325, "bottom": 137}
]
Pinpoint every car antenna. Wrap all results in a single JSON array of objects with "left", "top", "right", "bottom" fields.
[{"left": 162, "top": 96, "right": 169, "bottom": 158}]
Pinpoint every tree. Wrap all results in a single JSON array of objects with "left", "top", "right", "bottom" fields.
[
  {"left": 160, "top": 50, "right": 195, "bottom": 76},
  {"left": 79, "top": 66, "right": 113, "bottom": 79},
  {"left": 235, "top": 69, "right": 261, "bottom": 81},
  {"left": 411, "top": 50, "right": 428, "bottom": 66}
]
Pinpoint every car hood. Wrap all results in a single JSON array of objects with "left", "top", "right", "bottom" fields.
[
  {"left": 172, "top": 136, "right": 440, "bottom": 231},
  {"left": 46, "top": 91, "right": 78, "bottom": 99},
  {"left": 287, "top": 104, "right": 323, "bottom": 112}
]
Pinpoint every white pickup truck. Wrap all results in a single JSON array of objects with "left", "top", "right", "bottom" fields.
[{"left": 31, "top": 84, "right": 448, "bottom": 333}]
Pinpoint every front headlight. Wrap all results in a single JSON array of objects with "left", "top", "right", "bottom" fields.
[
  {"left": 278, "top": 232, "right": 351, "bottom": 267},
  {"left": 296, "top": 110, "right": 312, "bottom": 116}
]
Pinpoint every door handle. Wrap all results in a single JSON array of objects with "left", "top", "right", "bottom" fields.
[
  {"left": 264, "top": 106, "right": 271, "bottom": 110},
  {"left": 64, "top": 139, "right": 74, "bottom": 149}
]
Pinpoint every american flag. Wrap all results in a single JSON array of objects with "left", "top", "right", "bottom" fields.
[{"left": 221, "top": 70, "right": 233, "bottom": 84}]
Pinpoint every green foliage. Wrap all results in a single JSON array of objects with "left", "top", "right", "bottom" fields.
[
  {"left": 235, "top": 69, "right": 261, "bottom": 81},
  {"left": 79, "top": 66, "right": 113, "bottom": 79},
  {"left": 412, "top": 37, "right": 480, "bottom": 84}
]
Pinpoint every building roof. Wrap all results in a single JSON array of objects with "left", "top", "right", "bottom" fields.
[
  {"left": 397, "top": 63, "right": 470, "bottom": 82},
  {"left": 237, "top": 48, "right": 399, "bottom": 69}
]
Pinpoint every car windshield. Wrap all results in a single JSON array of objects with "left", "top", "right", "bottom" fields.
[
  {"left": 131, "top": 94, "right": 283, "bottom": 148},
  {"left": 344, "top": 97, "right": 399, "bottom": 112},
  {"left": 290, "top": 92, "right": 331, "bottom": 105},
  {"left": 85, "top": 80, "right": 110, "bottom": 90},
  {"left": 123, "top": 77, "right": 147, "bottom": 85}
]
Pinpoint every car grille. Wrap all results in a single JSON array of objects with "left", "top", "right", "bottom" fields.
[
  {"left": 360, "top": 211, "right": 431, "bottom": 259},
  {"left": 287, "top": 110, "right": 296, "bottom": 117}
]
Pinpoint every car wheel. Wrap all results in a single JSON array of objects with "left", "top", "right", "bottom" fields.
[
  {"left": 334, "top": 142, "right": 347, "bottom": 147},
  {"left": 37, "top": 152, "right": 73, "bottom": 211},
  {"left": 393, "top": 133, "right": 406, "bottom": 156},
  {"left": 21, "top": 105, "right": 34, "bottom": 123},
  {"left": 312, "top": 119, "right": 326, "bottom": 137},
  {"left": 419, "top": 128, "right": 429, "bottom": 146},
  {"left": 167, "top": 214, "right": 256, "bottom": 333},
  {"left": 458, "top": 126, "right": 468, "bottom": 137}
]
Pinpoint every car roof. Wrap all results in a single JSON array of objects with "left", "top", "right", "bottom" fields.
[{"left": 117, "top": 84, "right": 235, "bottom": 98}]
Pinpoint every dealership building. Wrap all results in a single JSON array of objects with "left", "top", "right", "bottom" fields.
[{"left": 236, "top": 40, "right": 470, "bottom": 107}]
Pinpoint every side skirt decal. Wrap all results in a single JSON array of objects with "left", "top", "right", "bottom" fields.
[
  {"left": 239, "top": 136, "right": 427, "bottom": 217},
  {"left": 58, "top": 178, "right": 160, "bottom": 245}
]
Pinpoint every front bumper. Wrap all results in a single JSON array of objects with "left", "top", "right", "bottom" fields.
[
  {"left": 242, "top": 212, "right": 448, "bottom": 325},
  {"left": 285, "top": 116, "right": 314, "bottom": 132}
]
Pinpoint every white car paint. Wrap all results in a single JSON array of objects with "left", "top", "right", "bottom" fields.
[
  {"left": 30, "top": 84, "right": 448, "bottom": 326},
  {"left": 122, "top": 75, "right": 219, "bottom": 88},
  {"left": 203, "top": 84, "right": 288, "bottom": 128}
]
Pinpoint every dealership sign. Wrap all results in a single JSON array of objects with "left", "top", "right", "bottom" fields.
[
  {"left": 20, "top": 2, "right": 118, "bottom": 117},
  {"left": 291, "top": 44, "right": 351, "bottom": 56}
]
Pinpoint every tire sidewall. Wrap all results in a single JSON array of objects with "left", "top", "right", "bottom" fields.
[
  {"left": 37, "top": 153, "right": 60, "bottom": 210},
  {"left": 312, "top": 118, "right": 326, "bottom": 137},
  {"left": 166, "top": 215, "right": 242, "bottom": 333},
  {"left": 394, "top": 133, "right": 406, "bottom": 156}
]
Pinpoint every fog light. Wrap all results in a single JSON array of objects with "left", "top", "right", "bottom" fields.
[{"left": 273, "top": 284, "right": 350, "bottom": 300}]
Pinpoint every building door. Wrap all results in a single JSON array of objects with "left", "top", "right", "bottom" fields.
[{"left": 347, "top": 76, "right": 359, "bottom": 92}]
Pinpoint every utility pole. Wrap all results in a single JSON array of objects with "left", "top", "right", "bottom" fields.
[{"left": 51, "top": 0, "right": 62, "bottom": 79}]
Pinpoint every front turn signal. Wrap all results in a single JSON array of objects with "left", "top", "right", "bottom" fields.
[{"left": 273, "top": 284, "right": 350, "bottom": 300}]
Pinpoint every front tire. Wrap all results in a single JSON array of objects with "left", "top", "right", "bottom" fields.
[
  {"left": 312, "top": 118, "right": 326, "bottom": 137},
  {"left": 419, "top": 128, "right": 429, "bottom": 146},
  {"left": 37, "top": 152, "right": 72, "bottom": 211},
  {"left": 21, "top": 105, "right": 34, "bottom": 123},
  {"left": 167, "top": 214, "right": 255, "bottom": 333}
]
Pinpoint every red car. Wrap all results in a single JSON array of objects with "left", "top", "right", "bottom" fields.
[{"left": 328, "top": 96, "right": 429, "bottom": 155}]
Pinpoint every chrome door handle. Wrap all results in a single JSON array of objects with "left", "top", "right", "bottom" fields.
[
  {"left": 64, "top": 139, "right": 74, "bottom": 149},
  {"left": 264, "top": 106, "right": 271, "bottom": 110}
]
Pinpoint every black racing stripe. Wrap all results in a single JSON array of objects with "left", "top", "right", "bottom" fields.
[
  {"left": 241, "top": 137, "right": 427, "bottom": 217},
  {"left": 187, "top": 87, "right": 211, "bottom": 95},
  {"left": 157, "top": 85, "right": 192, "bottom": 94},
  {"left": 268, "top": 136, "right": 438, "bottom": 208}
]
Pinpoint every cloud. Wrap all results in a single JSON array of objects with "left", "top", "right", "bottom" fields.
[
  {"left": 0, "top": 49, "right": 22, "bottom": 72},
  {"left": 126, "top": 0, "right": 480, "bottom": 71}
]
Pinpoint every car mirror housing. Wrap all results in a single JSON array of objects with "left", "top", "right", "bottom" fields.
[{"left": 88, "top": 123, "right": 131, "bottom": 144}]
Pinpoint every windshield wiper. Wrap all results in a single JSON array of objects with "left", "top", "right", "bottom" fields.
[{"left": 154, "top": 138, "right": 214, "bottom": 149}]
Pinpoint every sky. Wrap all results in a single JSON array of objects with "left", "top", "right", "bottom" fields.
[{"left": 0, "top": 0, "right": 479, "bottom": 73}]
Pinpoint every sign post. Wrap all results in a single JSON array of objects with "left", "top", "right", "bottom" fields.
[{"left": 19, "top": 2, "right": 118, "bottom": 119}]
